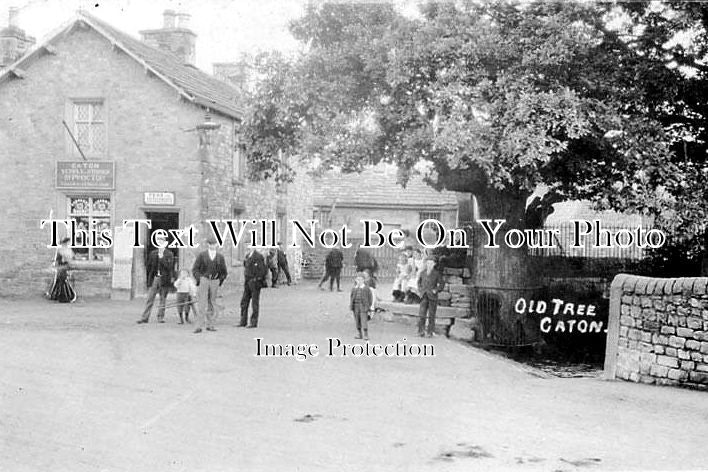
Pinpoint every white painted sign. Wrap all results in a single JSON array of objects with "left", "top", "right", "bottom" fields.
[{"left": 144, "top": 192, "right": 175, "bottom": 205}]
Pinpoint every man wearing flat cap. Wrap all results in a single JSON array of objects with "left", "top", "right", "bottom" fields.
[
  {"left": 416, "top": 256, "right": 445, "bottom": 337},
  {"left": 137, "top": 232, "right": 175, "bottom": 324},
  {"left": 192, "top": 234, "right": 228, "bottom": 333}
]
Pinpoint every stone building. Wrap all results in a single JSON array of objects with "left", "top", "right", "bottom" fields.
[
  {"left": 0, "top": 10, "right": 312, "bottom": 299},
  {"left": 304, "top": 164, "right": 460, "bottom": 279},
  {"left": 312, "top": 164, "right": 459, "bottom": 240}
]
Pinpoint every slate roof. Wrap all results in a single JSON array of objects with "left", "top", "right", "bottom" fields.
[
  {"left": 0, "top": 11, "right": 242, "bottom": 119},
  {"left": 313, "top": 166, "right": 459, "bottom": 209}
]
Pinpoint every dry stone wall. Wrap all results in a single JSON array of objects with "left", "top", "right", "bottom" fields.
[
  {"left": 437, "top": 267, "right": 472, "bottom": 313},
  {"left": 604, "top": 274, "right": 708, "bottom": 389}
]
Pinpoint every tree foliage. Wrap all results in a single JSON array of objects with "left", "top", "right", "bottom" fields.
[{"left": 240, "top": 1, "right": 708, "bottom": 268}]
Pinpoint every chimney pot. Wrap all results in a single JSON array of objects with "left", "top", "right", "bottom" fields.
[{"left": 163, "top": 9, "right": 176, "bottom": 28}]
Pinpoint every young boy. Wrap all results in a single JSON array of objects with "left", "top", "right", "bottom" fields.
[
  {"left": 363, "top": 270, "right": 377, "bottom": 321},
  {"left": 174, "top": 269, "right": 198, "bottom": 324},
  {"left": 350, "top": 272, "right": 373, "bottom": 340}
]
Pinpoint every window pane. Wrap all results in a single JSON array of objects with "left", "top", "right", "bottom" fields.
[
  {"left": 75, "top": 103, "right": 89, "bottom": 122},
  {"left": 92, "top": 198, "right": 110, "bottom": 216},
  {"left": 89, "top": 124, "right": 106, "bottom": 153},
  {"left": 69, "top": 197, "right": 90, "bottom": 216},
  {"left": 91, "top": 102, "right": 103, "bottom": 122},
  {"left": 76, "top": 123, "right": 89, "bottom": 148}
]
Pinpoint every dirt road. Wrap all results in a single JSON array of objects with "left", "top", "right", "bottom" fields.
[{"left": 1, "top": 283, "right": 706, "bottom": 471}]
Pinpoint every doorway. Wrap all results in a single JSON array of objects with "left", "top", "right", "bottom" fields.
[{"left": 144, "top": 211, "right": 180, "bottom": 269}]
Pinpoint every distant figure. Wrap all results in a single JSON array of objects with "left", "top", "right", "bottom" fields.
[
  {"left": 239, "top": 247, "right": 268, "bottom": 328},
  {"left": 267, "top": 248, "right": 279, "bottom": 288},
  {"left": 192, "top": 236, "right": 228, "bottom": 334},
  {"left": 318, "top": 248, "right": 344, "bottom": 291},
  {"left": 417, "top": 256, "right": 445, "bottom": 337},
  {"left": 350, "top": 272, "right": 373, "bottom": 341},
  {"left": 48, "top": 237, "right": 77, "bottom": 303},
  {"left": 354, "top": 245, "right": 376, "bottom": 274},
  {"left": 137, "top": 233, "right": 175, "bottom": 324},
  {"left": 354, "top": 245, "right": 379, "bottom": 296},
  {"left": 275, "top": 242, "right": 292, "bottom": 286},
  {"left": 173, "top": 269, "right": 198, "bottom": 325}
]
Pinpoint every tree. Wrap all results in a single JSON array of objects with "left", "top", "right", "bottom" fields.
[
  {"left": 602, "top": 1, "right": 708, "bottom": 272},
  {"left": 240, "top": 1, "right": 706, "bottom": 281}
]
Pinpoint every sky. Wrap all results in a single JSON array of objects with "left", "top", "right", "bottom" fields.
[{"left": 0, "top": 0, "right": 309, "bottom": 71}]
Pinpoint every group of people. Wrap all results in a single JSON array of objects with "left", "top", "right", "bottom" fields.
[
  {"left": 320, "top": 245, "right": 445, "bottom": 339},
  {"left": 135, "top": 234, "right": 292, "bottom": 334},
  {"left": 391, "top": 248, "right": 427, "bottom": 304},
  {"left": 49, "top": 233, "right": 444, "bottom": 340},
  {"left": 348, "top": 246, "right": 444, "bottom": 339}
]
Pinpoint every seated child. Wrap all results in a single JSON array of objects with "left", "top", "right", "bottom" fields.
[
  {"left": 174, "top": 269, "right": 198, "bottom": 324},
  {"left": 392, "top": 253, "right": 410, "bottom": 302},
  {"left": 350, "top": 272, "right": 373, "bottom": 340},
  {"left": 404, "top": 249, "right": 424, "bottom": 304}
]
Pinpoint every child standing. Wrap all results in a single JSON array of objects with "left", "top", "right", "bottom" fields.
[
  {"left": 350, "top": 272, "right": 373, "bottom": 340},
  {"left": 174, "top": 269, "right": 198, "bottom": 324}
]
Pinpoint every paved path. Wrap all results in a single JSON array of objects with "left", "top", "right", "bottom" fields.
[{"left": 1, "top": 282, "right": 707, "bottom": 471}]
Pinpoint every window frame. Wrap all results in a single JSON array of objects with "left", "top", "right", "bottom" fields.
[
  {"left": 419, "top": 211, "right": 443, "bottom": 238},
  {"left": 231, "top": 208, "right": 246, "bottom": 266},
  {"left": 232, "top": 143, "right": 247, "bottom": 185},
  {"left": 69, "top": 98, "right": 107, "bottom": 158},
  {"left": 66, "top": 194, "right": 113, "bottom": 264}
]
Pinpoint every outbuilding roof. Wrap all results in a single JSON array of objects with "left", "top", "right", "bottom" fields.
[
  {"left": 313, "top": 165, "right": 459, "bottom": 209},
  {"left": 0, "top": 10, "right": 243, "bottom": 119}
]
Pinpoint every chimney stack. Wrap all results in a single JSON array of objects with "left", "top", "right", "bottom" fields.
[
  {"left": 140, "top": 10, "right": 197, "bottom": 66},
  {"left": 0, "top": 7, "right": 36, "bottom": 69},
  {"left": 177, "top": 13, "right": 191, "bottom": 29},
  {"left": 8, "top": 6, "right": 18, "bottom": 28},
  {"left": 163, "top": 9, "right": 176, "bottom": 28}
]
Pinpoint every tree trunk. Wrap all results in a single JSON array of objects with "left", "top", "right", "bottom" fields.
[
  {"left": 472, "top": 189, "right": 532, "bottom": 289},
  {"left": 469, "top": 189, "right": 543, "bottom": 345}
]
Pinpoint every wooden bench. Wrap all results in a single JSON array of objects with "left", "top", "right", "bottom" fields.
[{"left": 377, "top": 301, "right": 470, "bottom": 337}]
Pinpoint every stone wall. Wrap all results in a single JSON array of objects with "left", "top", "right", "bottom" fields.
[
  {"left": 604, "top": 274, "right": 708, "bottom": 389},
  {"left": 437, "top": 267, "right": 473, "bottom": 313}
]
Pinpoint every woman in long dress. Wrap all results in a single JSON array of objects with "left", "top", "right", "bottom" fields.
[{"left": 49, "top": 237, "right": 77, "bottom": 303}]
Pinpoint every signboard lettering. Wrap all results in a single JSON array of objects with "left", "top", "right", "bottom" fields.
[{"left": 56, "top": 161, "right": 115, "bottom": 190}]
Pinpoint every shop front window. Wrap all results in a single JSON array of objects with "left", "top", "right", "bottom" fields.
[{"left": 68, "top": 195, "right": 112, "bottom": 262}]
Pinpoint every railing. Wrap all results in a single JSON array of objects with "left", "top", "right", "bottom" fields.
[
  {"left": 528, "top": 223, "right": 649, "bottom": 260},
  {"left": 458, "top": 221, "right": 650, "bottom": 260}
]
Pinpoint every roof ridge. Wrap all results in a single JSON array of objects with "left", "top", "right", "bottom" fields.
[{"left": 0, "top": 10, "right": 243, "bottom": 119}]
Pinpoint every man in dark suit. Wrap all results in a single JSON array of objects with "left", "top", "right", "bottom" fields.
[
  {"left": 239, "top": 247, "right": 268, "bottom": 328},
  {"left": 417, "top": 256, "right": 446, "bottom": 337},
  {"left": 137, "top": 233, "right": 175, "bottom": 324},
  {"left": 318, "top": 248, "right": 344, "bottom": 291},
  {"left": 275, "top": 242, "right": 292, "bottom": 286},
  {"left": 192, "top": 235, "right": 228, "bottom": 333}
]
